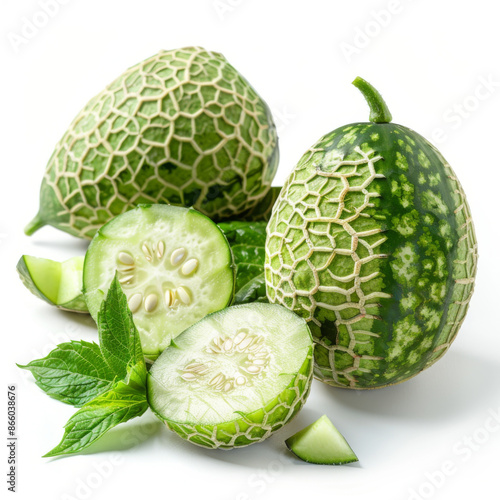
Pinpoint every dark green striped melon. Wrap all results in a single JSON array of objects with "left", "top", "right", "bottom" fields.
[
  {"left": 265, "top": 78, "right": 478, "bottom": 389},
  {"left": 25, "top": 47, "right": 279, "bottom": 239}
]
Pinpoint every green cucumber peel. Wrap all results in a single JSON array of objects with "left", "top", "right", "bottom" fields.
[
  {"left": 20, "top": 276, "right": 149, "bottom": 457},
  {"left": 16, "top": 255, "right": 88, "bottom": 313}
]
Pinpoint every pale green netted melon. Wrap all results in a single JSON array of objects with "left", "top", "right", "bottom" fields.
[
  {"left": 265, "top": 78, "right": 478, "bottom": 389},
  {"left": 26, "top": 47, "right": 279, "bottom": 239},
  {"left": 148, "top": 303, "right": 313, "bottom": 449}
]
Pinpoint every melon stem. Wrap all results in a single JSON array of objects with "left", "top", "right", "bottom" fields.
[
  {"left": 352, "top": 77, "right": 393, "bottom": 124},
  {"left": 24, "top": 214, "right": 46, "bottom": 236}
]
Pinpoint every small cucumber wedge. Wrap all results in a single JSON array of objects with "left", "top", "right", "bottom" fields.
[
  {"left": 17, "top": 255, "right": 88, "bottom": 313},
  {"left": 83, "top": 205, "right": 234, "bottom": 361},
  {"left": 285, "top": 415, "right": 358, "bottom": 465},
  {"left": 148, "top": 303, "right": 314, "bottom": 449}
]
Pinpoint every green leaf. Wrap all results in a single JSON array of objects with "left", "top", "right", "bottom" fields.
[
  {"left": 97, "top": 275, "right": 145, "bottom": 381},
  {"left": 44, "top": 279, "right": 149, "bottom": 457},
  {"left": 218, "top": 221, "right": 267, "bottom": 248},
  {"left": 234, "top": 273, "right": 268, "bottom": 304},
  {"left": 44, "top": 380, "right": 148, "bottom": 457},
  {"left": 218, "top": 221, "right": 268, "bottom": 302},
  {"left": 17, "top": 341, "right": 115, "bottom": 407},
  {"left": 19, "top": 274, "right": 150, "bottom": 458}
]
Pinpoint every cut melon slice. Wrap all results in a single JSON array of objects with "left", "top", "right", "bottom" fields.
[
  {"left": 285, "top": 415, "right": 358, "bottom": 465},
  {"left": 17, "top": 255, "right": 87, "bottom": 313},
  {"left": 148, "top": 303, "right": 314, "bottom": 449},
  {"left": 83, "top": 204, "right": 234, "bottom": 360}
]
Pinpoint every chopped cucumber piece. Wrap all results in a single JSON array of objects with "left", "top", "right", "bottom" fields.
[
  {"left": 148, "top": 303, "right": 314, "bottom": 449},
  {"left": 83, "top": 205, "right": 234, "bottom": 361},
  {"left": 285, "top": 415, "right": 358, "bottom": 465},
  {"left": 17, "top": 255, "right": 88, "bottom": 313}
]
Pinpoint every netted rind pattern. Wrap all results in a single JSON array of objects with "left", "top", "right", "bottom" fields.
[
  {"left": 266, "top": 123, "right": 477, "bottom": 389},
  {"left": 35, "top": 47, "right": 279, "bottom": 238}
]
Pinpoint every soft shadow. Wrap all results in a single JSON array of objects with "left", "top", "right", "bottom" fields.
[
  {"left": 80, "top": 411, "right": 162, "bottom": 455},
  {"left": 189, "top": 349, "right": 500, "bottom": 469},
  {"left": 48, "top": 351, "right": 497, "bottom": 465},
  {"left": 317, "top": 349, "right": 500, "bottom": 422},
  {"left": 189, "top": 436, "right": 291, "bottom": 470},
  {"left": 57, "top": 309, "right": 96, "bottom": 329},
  {"left": 143, "top": 413, "right": 305, "bottom": 470},
  {"left": 32, "top": 238, "right": 89, "bottom": 254},
  {"left": 182, "top": 406, "right": 363, "bottom": 470}
]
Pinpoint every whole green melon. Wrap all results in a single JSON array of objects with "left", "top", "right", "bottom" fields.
[
  {"left": 25, "top": 47, "right": 279, "bottom": 239},
  {"left": 265, "top": 78, "right": 478, "bottom": 389}
]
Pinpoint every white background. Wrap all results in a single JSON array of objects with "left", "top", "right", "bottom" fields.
[{"left": 1, "top": 1, "right": 500, "bottom": 499}]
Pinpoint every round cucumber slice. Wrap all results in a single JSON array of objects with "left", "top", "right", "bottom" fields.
[
  {"left": 285, "top": 415, "right": 358, "bottom": 465},
  {"left": 147, "top": 303, "right": 314, "bottom": 449},
  {"left": 83, "top": 205, "right": 234, "bottom": 360},
  {"left": 17, "top": 255, "right": 88, "bottom": 313}
]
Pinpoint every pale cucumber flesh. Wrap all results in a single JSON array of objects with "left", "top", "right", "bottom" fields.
[
  {"left": 17, "top": 255, "right": 88, "bottom": 313},
  {"left": 148, "top": 303, "right": 314, "bottom": 449},
  {"left": 285, "top": 415, "right": 358, "bottom": 465},
  {"left": 83, "top": 205, "right": 234, "bottom": 360}
]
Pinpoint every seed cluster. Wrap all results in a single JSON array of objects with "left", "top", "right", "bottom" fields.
[
  {"left": 180, "top": 328, "right": 271, "bottom": 393},
  {"left": 116, "top": 241, "right": 199, "bottom": 314}
]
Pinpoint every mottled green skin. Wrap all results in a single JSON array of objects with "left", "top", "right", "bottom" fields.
[
  {"left": 150, "top": 347, "right": 313, "bottom": 449},
  {"left": 29, "top": 47, "right": 279, "bottom": 239},
  {"left": 266, "top": 123, "right": 477, "bottom": 389}
]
